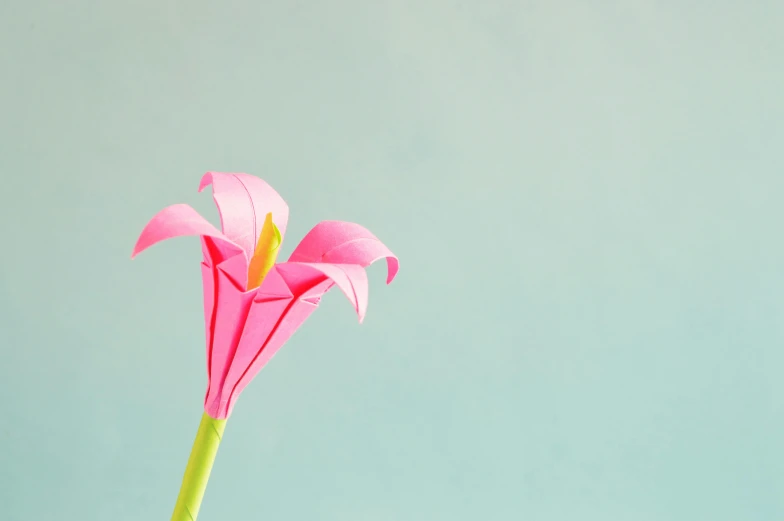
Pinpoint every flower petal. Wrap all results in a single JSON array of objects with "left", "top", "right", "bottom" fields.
[
  {"left": 220, "top": 288, "right": 321, "bottom": 419},
  {"left": 207, "top": 256, "right": 393, "bottom": 418},
  {"left": 216, "top": 262, "right": 368, "bottom": 417},
  {"left": 288, "top": 221, "right": 399, "bottom": 284},
  {"left": 284, "top": 263, "right": 369, "bottom": 322},
  {"left": 202, "top": 266, "right": 256, "bottom": 419},
  {"left": 131, "top": 204, "right": 241, "bottom": 259},
  {"left": 199, "top": 172, "right": 290, "bottom": 259}
]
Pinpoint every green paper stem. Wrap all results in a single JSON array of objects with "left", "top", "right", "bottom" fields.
[{"left": 171, "top": 412, "right": 227, "bottom": 521}]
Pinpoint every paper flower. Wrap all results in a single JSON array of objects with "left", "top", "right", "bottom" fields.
[{"left": 132, "top": 172, "right": 398, "bottom": 520}]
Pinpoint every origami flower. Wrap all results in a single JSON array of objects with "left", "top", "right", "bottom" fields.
[{"left": 132, "top": 172, "right": 398, "bottom": 520}]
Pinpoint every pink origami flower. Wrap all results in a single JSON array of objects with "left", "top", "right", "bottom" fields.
[{"left": 132, "top": 172, "right": 398, "bottom": 419}]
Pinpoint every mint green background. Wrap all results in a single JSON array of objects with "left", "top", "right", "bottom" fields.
[{"left": 1, "top": 2, "right": 783, "bottom": 520}]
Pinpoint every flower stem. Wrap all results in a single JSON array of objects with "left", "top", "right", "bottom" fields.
[{"left": 171, "top": 412, "right": 226, "bottom": 521}]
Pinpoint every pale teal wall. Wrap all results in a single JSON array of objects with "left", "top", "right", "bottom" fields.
[{"left": 1, "top": 1, "right": 783, "bottom": 520}]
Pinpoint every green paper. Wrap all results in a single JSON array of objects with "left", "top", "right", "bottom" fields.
[{"left": 171, "top": 412, "right": 227, "bottom": 521}]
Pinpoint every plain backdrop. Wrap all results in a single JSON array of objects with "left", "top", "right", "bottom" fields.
[{"left": 1, "top": 1, "right": 783, "bottom": 520}]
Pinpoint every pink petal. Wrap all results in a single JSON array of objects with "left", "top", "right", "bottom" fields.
[
  {"left": 288, "top": 221, "right": 399, "bottom": 284},
  {"left": 224, "top": 294, "right": 321, "bottom": 418},
  {"left": 204, "top": 258, "right": 389, "bottom": 418},
  {"left": 215, "top": 268, "right": 300, "bottom": 418},
  {"left": 131, "top": 204, "right": 241, "bottom": 259},
  {"left": 200, "top": 236, "right": 250, "bottom": 291},
  {"left": 199, "top": 172, "right": 290, "bottom": 259},
  {"left": 200, "top": 261, "right": 216, "bottom": 383},
  {"left": 286, "top": 263, "right": 369, "bottom": 322},
  {"left": 202, "top": 266, "right": 255, "bottom": 418},
  {"left": 217, "top": 268, "right": 340, "bottom": 418}
]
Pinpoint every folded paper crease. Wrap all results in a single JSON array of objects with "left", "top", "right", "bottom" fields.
[{"left": 133, "top": 172, "right": 398, "bottom": 419}]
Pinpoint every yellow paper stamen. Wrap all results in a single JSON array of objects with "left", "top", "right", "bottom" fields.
[{"left": 246, "top": 212, "right": 282, "bottom": 291}]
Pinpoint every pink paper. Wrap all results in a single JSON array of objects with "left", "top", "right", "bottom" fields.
[{"left": 133, "top": 172, "right": 398, "bottom": 419}]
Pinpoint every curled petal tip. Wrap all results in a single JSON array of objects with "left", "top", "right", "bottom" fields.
[
  {"left": 131, "top": 204, "right": 238, "bottom": 262},
  {"left": 386, "top": 257, "right": 400, "bottom": 285},
  {"left": 131, "top": 236, "right": 150, "bottom": 259},
  {"left": 198, "top": 172, "right": 215, "bottom": 193},
  {"left": 290, "top": 221, "right": 399, "bottom": 287},
  {"left": 282, "top": 262, "right": 369, "bottom": 323}
]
